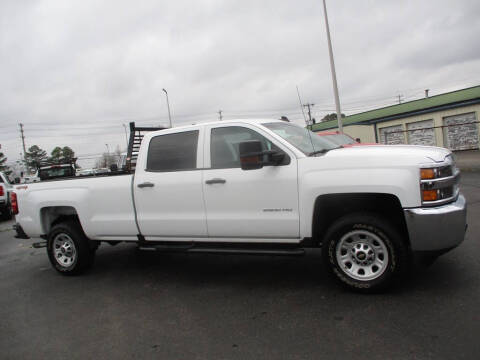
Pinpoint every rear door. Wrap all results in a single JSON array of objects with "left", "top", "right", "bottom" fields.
[
  {"left": 202, "top": 123, "right": 300, "bottom": 240},
  {"left": 134, "top": 127, "right": 208, "bottom": 239}
]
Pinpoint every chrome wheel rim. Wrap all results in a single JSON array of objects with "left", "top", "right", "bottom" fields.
[
  {"left": 53, "top": 233, "right": 77, "bottom": 268},
  {"left": 335, "top": 230, "right": 389, "bottom": 281}
]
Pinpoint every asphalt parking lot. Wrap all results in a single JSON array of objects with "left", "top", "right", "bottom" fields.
[{"left": 0, "top": 173, "right": 479, "bottom": 360}]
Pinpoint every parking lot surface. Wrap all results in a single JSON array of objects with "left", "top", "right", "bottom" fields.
[{"left": 1, "top": 173, "right": 479, "bottom": 360}]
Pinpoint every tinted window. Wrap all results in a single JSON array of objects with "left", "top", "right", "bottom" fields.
[
  {"left": 147, "top": 131, "right": 199, "bottom": 171},
  {"left": 211, "top": 126, "right": 279, "bottom": 168},
  {"left": 38, "top": 166, "right": 75, "bottom": 180}
]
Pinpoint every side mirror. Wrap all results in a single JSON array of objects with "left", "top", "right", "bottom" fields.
[{"left": 239, "top": 140, "right": 264, "bottom": 170}]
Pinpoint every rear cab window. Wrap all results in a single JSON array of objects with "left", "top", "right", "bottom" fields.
[{"left": 146, "top": 130, "right": 199, "bottom": 172}]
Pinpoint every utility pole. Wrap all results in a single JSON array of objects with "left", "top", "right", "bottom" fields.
[
  {"left": 218, "top": 110, "right": 223, "bottom": 121},
  {"left": 19, "top": 123, "right": 27, "bottom": 166},
  {"left": 397, "top": 94, "right": 404, "bottom": 104},
  {"left": 19, "top": 123, "right": 28, "bottom": 173},
  {"left": 322, "top": 0, "right": 343, "bottom": 133},
  {"left": 303, "top": 103, "right": 315, "bottom": 126},
  {"left": 19, "top": 123, "right": 26, "bottom": 156}
]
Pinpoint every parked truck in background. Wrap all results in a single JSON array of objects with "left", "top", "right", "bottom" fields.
[
  {"left": 0, "top": 172, "right": 12, "bottom": 220},
  {"left": 12, "top": 119, "right": 467, "bottom": 292},
  {"left": 36, "top": 162, "right": 76, "bottom": 181}
]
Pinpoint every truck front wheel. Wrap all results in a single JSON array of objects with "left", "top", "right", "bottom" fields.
[
  {"left": 322, "top": 213, "right": 409, "bottom": 292},
  {"left": 47, "top": 220, "right": 95, "bottom": 275}
]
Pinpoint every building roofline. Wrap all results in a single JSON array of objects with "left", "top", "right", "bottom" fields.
[
  {"left": 364, "top": 98, "right": 480, "bottom": 125},
  {"left": 346, "top": 84, "right": 480, "bottom": 120},
  {"left": 311, "top": 84, "right": 480, "bottom": 131}
]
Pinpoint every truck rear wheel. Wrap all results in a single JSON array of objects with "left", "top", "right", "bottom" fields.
[
  {"left": 322, "top": 213, "right": 409, "bottom": 292},
  {"left": 47, "top": 220, "right": 95, "bottom": 275}
]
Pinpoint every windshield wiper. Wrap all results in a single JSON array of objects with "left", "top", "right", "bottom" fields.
[{"left": 308, "top": 146, "right": 343, "bottom": 156}]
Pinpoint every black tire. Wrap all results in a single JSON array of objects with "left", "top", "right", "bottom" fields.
[
  {"left": 0, "top": 207, "right": 11, "bottom": 221},
  {"left": 47, "top": 220, "right": 95, "bottom": 275},
  {"left": 322, "top": 213, "right": 410, "bottom": 293}
]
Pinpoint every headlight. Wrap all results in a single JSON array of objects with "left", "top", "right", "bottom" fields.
[{"left": 420, "top": 161, "right": 460, "bottom": 205}]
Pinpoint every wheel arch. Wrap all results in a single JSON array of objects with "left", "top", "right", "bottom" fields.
[
  {"left": 312, "top": 193, "right": 410, "bottom": 248},
  {"left": 40, "top": 206, "right": 82, "bottom": 236}
]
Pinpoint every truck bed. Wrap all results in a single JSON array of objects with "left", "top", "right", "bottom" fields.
[{"left": 15, "top": 174, "right": 138, "bottom": 240}]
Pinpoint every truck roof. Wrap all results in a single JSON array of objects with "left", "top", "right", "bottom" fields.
[{"left": 148, "top": 118, "right": 284, "bottom": 133}]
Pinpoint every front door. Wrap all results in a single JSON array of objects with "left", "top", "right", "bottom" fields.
[
  {"left": 134, "top": 128, "right": 208, "bottom": 239},
  {"left": 202, "top": 124, "right": 299, "bottom": 240}
]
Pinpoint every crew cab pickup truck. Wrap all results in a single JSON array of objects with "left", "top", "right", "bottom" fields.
[{"left": 13, "top": 119, "right": 467, "bottom": 292}]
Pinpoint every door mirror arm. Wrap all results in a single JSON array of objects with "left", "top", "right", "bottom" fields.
[{"left": 263, "top": 150, "right": 285, "bottom": 166}]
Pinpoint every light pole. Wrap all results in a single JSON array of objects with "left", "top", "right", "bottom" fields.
[
  {"left": 322, "top": 0, "right": 343, "bottom": 132},
  {"left": 104, "top": 144, "right": 110, "bottom": 168},
  {"left": 162, "top": 88, "right": 172, "bottom": 128},
  {"left": 122, "top": 124, "right": 129, "bottom": 149}
]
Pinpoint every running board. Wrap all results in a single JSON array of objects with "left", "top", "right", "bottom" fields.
[
  {"left": 138, "top": 245, "right": 305, "bottom": 256},
  {"left": 32, "top": 241, "right": 47, "bottom": 248}
]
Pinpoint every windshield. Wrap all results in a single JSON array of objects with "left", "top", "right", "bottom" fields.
[
  {"left": 263, "top": 122, "right": 339, "bottom": 155},
  {"left": 321, "top": 134, "right": 356, "bottom": 146}
]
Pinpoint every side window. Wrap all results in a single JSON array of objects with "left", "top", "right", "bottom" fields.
[
  {"left": 147, "top": 130, "right": 199, "bottom": 172},
  {"left": 210, "top": 126, "right": 280, "bottom": 169}
]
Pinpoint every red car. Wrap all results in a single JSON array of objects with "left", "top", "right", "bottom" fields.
[{"left": 316, "top": 131, "right": 377, "bottom": 147}]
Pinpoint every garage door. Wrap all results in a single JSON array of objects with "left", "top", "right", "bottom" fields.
[
  {"left": 379, "top": 125, "right": 405, "bottom": 145},
  {"left": 407, "top": 119, "right": 435, "bottom": 146},
  {"left": 443, "top": 112, "right": 479, "bottom": 150}
]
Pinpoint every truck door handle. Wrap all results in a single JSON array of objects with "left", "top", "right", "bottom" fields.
[
  {"left": 205, "top": 178, "right": 226, "bottom": 185},
  {"left": 137, "top": 182, "right": 155, "bottom": 188}
]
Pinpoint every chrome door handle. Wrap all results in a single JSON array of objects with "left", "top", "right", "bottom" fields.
[
  {"left": 137, "top": 182, "right": 155, "bottom": 188},
  {"left": 205, "top": 178, "right": 226, "bottom": 185}
]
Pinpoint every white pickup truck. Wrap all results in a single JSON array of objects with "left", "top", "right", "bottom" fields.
[{"left": 13, "top": 119, "right": 467, "bottom": 291}]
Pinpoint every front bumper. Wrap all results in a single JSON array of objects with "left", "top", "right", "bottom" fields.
[{"left": 404, "top": 194, "right": 467, "bottom": 252}]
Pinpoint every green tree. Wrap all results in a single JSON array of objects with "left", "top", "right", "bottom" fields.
[
  {"left": 50, "top": 146, "right": 63, "bottom": 164},
  {"left": 24, "top": 145, "right": 48, "bottom": 169},
  {"left": 62, "top": 146, "right": 75, "bottom": 162},
  {"left": 0, "top": 151, "right": 11, "bottom": 176},
  {"left": 321, "top": 113, "right": 346, "bottom": 122},
  {"left": 49, "top": 146, "right": 76, "bottom": 166}
]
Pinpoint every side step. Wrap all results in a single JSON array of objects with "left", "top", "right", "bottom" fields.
[{"left": 138, "top": 245, "right": 305, "bottom": 256}]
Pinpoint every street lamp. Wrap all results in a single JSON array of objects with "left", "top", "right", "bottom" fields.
[
  {"left": 162, "top": 88, "right": 173, "bottom": 128},
  {"left": 322, "top": 0, "right": 343, "bottom": 132},
  {"left": 122, "top": 124, "right": 129, "bottom": 149}
]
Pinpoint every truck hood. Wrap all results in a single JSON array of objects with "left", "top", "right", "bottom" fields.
[{"left": 320, "top": 145, "right": 452, "bottom": 165}]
